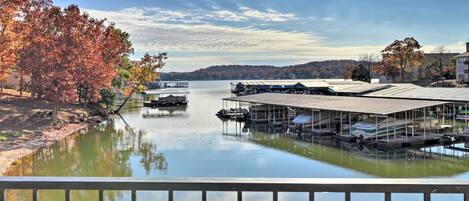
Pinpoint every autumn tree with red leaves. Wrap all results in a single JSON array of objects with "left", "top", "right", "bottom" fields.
[
  {"left": 0, "top": 0, "right": 26, "bottom": 91},
  {"left": 15, "top": 3, "right": 133, "bottom": 119},
  {"left": 1, "top": 0, "right": 165, "bottom": 120}
]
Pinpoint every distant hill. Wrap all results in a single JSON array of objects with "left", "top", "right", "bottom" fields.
[
  {"left": 160, "top": 53, "right": 458, "bottom": 81},
  {"left": 160, "top": 60, "right": 359, "bottom": 81}
]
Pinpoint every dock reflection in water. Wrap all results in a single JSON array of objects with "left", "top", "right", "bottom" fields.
[
  {"left": 224, "top": 122, "right": 469, "bottom": 178},
  {"left": 142, "top": 106, "right": 189, "bottom": 118}
]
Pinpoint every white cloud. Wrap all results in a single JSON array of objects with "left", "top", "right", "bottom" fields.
[
  {"left": 85, "top": 8, "right": 320, "bottom": 53},
  {"left": 208, "top": 10, "right": 248, "bottom": 21},
  {"left": 238, "top": 7, "right": 296, "bottom": 22},
  {"left": 84, "top": 7, "right": 465, "bottom": 72},
  {"left": 102, "top": 6, "right": 297, "bottom": 24}
]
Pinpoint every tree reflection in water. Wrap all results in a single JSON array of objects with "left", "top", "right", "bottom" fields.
[{"left": 5, "top": 119, "right": 167, "bottom": 201}]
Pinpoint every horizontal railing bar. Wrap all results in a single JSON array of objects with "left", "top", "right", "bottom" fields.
[{"left": 1, "top": 177, "right": 469, "bottom": 193}]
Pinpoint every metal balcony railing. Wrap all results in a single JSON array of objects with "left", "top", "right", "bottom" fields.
[{"left": 1, "top": 177, "right": 469, "bottom": 201}]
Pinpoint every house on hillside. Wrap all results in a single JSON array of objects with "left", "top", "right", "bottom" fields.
[{"left": 455, "top": 42, "right": 469, "bottom": 83}]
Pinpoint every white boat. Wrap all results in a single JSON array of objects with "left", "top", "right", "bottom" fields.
[
  {"left": 351, "top": 117, "right": 411, "bottom": 139},
  {"left": 292, "top": 113, "right": 330, "bottom": 127}
]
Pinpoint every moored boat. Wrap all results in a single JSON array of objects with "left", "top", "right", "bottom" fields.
[
  {"left": 216, "top": 108, "right": 249, "bottom": 121},
  {"left": 143, "top": 95, "right": 188, "bottom": 107},
  {"left": 351, "top": 117, "right": 411, "bottom": 139}
]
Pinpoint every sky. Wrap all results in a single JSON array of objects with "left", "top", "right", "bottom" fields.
[{"left": 53, "top": 0, "right": 469, "bottom": 72}]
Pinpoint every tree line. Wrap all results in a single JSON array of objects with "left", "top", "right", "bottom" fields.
[
  {"left": 0, "top": 0, "right": 166, "bottom": 118},
  {"left": 344, "top": 37, "right": 456, "bottom": 83},
  {"left": 161, "top": 60, "right": 359, "bottom": 81}
]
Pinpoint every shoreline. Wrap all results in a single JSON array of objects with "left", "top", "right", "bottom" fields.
[
  {"left": 0, "top": 89, "right": 107, "bottom": 176},
  {"left": 0, "top": 122, "right": 90, "bottom": 175}
]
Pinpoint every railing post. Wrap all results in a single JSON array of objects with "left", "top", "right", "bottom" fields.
[
  {"left": 168, "top": 190, "right": 173, "bottom": 201},
  {"left": 98, "top": 190, "right": 104, "bottom": 201},
  {"left": 384, "top": 192, "right": 391, "bottom": 201},
  {"left": 131, "top": 190, "right": 136, "bottom": 201},
  {"left": 273, "top": 191, "right": 278, "bottom": 201},
  {"left": 309, "top": 192, "right": 314, "bottom": 201},
  {"left": 65, "top": 189, "right": 70, "bottom": 201},
  {"left": 202, "top": 190, "right": 207, "bottom": 201},
  {"left": 32, "top": 189, "right": 38, "bottom": 201},
  {"left": 0, "top": 190, "right": 4, "bottom": 201},
  {"left": 465, "top": 192, "right": 469, "bottom": 201},
  {"left": 237, "top": 191, "right": 242, "bottom": 201},
  {"left": 424, "top": 193, "right": 431, "bottom": 201},
  {"left": 345, "top": 192, "right": 350, "bottom": 201}
]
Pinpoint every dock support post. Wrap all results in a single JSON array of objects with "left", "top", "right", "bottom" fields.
[
  {"left": 424, "top": 107, "right": 427, "bottom": 139},
  {"left": 268, "top": 105, "right": 270, "bottom": 123},
  {"left": 393, "top": 113, "right": 396, "bottom": 139},
  {"left": 283, "top": 106, "right": 286, "bottom": 122},
  {"left": 435, "top": 106, "right": 438, "bottom": 135},
  {"left": 312, "top": 110, "right": 315, "bottom": 132},
  {"left": 453, "top": 104, "right": 456, "bottom": 133},
  {"left": 412, "top": 110, "right": 415, "bottom": 137},
  {"left": 405, "top": 111, "right": 408, "bottom": 140},
  {"left": 273, "top": 105, "right": 276, "bottom": 124},
  {"left": 319, "top": 111, "right": 322, "bottom": 132},
  {"left": 349, "top": 113, "right": 352, "bottom": 136},
  {"left": 464, "top": 104, "right": 468, "bottom": 126},
  {"left": 442, "top": 105, "right": 445, "bottom": 126},
  {"left": 375, "top": 116, "right": 378, "bottom": 141},
  {"left": 386, "top": 115, "right": 389, "bottom": 142},
  {"left": 340, "top": 112, "right": 343, "bottom": 135}
]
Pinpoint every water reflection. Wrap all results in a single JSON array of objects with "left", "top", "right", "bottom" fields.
[
  {"left": 4, "top": 81, "right": 469, "bottom": 201},
  {"left": 142, "top": 106, "right": 188, "bottom": 118},
  {"left": 235, "top": 123, "right": 469, "bottom": 178},
  {"left": 5, "top": 120, "right": 166, "bottom": 201}
]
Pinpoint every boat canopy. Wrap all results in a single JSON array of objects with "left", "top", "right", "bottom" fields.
[{"left": 223, "top": 93, "right": 448, "bottom": 115}]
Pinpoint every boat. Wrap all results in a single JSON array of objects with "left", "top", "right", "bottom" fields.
[
  {"left": 142, "top": 89, "right": 189, "bottom": 108},
  {"left": 456, "top": 110, "right": 469, "bottom": 121},
  {"left": 351, "top": 117, "right": 411, "bottom": 139},
  {"left": 143, "top": 95, "right": 188, "bottom": 107},
  {"left": 216, "top": 108, "right": 249, "bottom": 121}
]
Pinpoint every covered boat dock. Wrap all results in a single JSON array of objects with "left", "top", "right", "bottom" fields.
[{"left": 222, "top": 93, "right": 466, "bottom": 149}]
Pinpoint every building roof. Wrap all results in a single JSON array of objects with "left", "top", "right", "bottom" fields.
[
  {"left": 454, "top": 52, "right": 469, "bottom": 58},
  {"left": 363, "top": 86, "right": 469, "bottom": 103},
  {"left": 223, "top": 93, "right": 447, "bottom": 115}
]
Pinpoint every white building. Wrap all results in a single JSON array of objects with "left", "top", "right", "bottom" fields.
[{"left": 455, "top": 42, "right": 469, "bottom": 82}]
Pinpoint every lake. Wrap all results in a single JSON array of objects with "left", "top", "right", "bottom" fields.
[{"left": 5, "top": 81, "right": 469, "bottom": 201}]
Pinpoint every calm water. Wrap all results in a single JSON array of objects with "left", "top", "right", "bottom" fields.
[{"left": 5, "top": 81, "right": 469, "bottom": 201}]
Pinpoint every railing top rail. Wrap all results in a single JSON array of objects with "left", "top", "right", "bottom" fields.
[{"left": 1, "top": 177, "right": 469, "bottom": 193}]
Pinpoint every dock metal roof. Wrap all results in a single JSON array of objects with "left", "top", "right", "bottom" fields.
[
  {"left": 232, "top": 79, "right": 367, "bottom": 88},
  {"left": 223, "top": 93, "right": 447, "bottom": 115},
  {"left": 363, "top": 86, "right": 469, "bottom": 103},
  {"left": 333, "top": 84, "right": 391, "bottom": 94}
]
